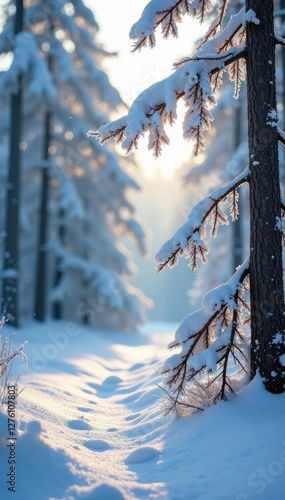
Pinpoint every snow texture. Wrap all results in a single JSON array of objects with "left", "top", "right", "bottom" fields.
[{"left": 1, "top": 321, "right": 285, "bottom": 500}]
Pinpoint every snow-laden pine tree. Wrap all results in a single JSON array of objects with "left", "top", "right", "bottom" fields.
[
  {"left": 93, "top": 0, "right": 285, "bottom": 409},
  {"left": 0, "top": 0, "right": 150, "bottom": 330}
]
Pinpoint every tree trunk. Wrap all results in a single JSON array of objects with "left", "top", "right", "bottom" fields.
[
  {"left": 280, "top": 0, "right": 285, "bottom": 184},
  {"left": 246, "top": 0, "right": 285, "bottom": 392},
  {"left": 2, "top": 0, "right": 24, "bottom": 327},
  {"left": 52, "top": 209, "right": 65, "bottom": 320},
  {"left": 34, "top": 108, "right": 51, "bottom": 321},
  {"left": 232, "top": 103, "right": 243, "bottom": 272}
]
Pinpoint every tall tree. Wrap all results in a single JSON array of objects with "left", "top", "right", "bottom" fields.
[
  {"left": 1, "top": 0, "right": 24, "bottom": 326},
  {"left": 246, "top": 0, "right": 284, "bottom": 391},
  {"left": 34, "top": 85, "right": 52, "bottom": 322},
  {"left": 94, "top": 0, "right": 285, "bottom": 408},
  {"left": 0, "top": 0, "right": 150, "bottom": 330}
]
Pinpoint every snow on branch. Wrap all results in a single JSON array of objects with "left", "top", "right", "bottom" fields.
[
  {"left": 199, "top": 7, "right": 247, "bottom": 97},
  {"left": 199, "top": 5, "right": 244, "bottom": 52},
  {"left": 129, "top": 0, "right": 215, "bottom": 52},
  {"left": 155, "top": 167, "right": 249, "bottom": 272},
  {"left": 0, "top": 32, "right": 56, "bottom": 102},
  {"left": 162, "top": 258, "right": 250, "bottom": 414},
  {"left": 91, "top": 45, "right": 245, "bottom": 158},
  {"left": 278, "top": 127, "right": 285, "bottom": 147}
]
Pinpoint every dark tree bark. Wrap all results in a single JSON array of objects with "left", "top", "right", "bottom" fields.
[
  {"left": 280, "top": 0, "right": 285, "bottom": 184},
  {"left": 34, "top": 108, "right": 51, "bottom": 321},
  {"left": 1, "top": 0, "right": 24, "bottom": 327},
  {"left": 232, "top": 103, "right": 243, "bottom": 272},
  {"left": 246, "top": 0, "right": 285, "bottom": 392},
  {"left": 52, "top": 209, "right": 65, "bottom": 320}
]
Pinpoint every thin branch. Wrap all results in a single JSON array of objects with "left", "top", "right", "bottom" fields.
[
  {"left": 174, "top": 48, "right": 239, "bottom": 69},
  {"left": 278, "top": 128, "right": 285, "bottom": 147},
  {"left": 94, "top": 47, "right": 246, "bottom": 154},
  {"left": 156, "top": 167, "right": 250, "bottom": 272},
  {"left": 162, "top": 264, "right": 250, "bottom": 412},
  {"left": 198, "top": 0, "right": 229, "bottom": 48},
  {"left": 275, "top": 34, "right": 285, "bottom": 47}
]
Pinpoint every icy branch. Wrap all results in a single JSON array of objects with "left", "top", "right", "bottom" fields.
[
  {"left": 155, "top": 167, "right": 250, "bottom": 272},
  {"left": 162, "top": 259, "right": 250, "bottom": 413},
  {"left": 130, "top": 0, "right": 215, "bottom": 52},
  {"left": 275, "top": 34, "right": 285, "bottom": 48},
  {"left": 93, "top": 46, "right": 245, "bottom": 158},
  {"left": 278, "top": 127, "right": 285, "bottom": 147},
  {"left": 242, "top": 9, "right": 260, "bottom": 26}
]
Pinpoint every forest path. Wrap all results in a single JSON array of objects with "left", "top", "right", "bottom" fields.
[
  {"left": 13, "top": 322, "right": 174, "bottom": 500},
  {"left": 3, "top": 321, "right": 285, "bottom": 500}
]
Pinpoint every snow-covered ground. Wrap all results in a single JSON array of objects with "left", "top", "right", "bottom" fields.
[{"left": 1, "top": 321, "right": 285, "bottom": 500}]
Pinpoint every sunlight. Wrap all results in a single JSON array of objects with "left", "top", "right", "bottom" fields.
[
  {"left": 135, "top": 109, "right": 195, "bottom": 181},
  {"left": 92, "top": 0, "right": 204, "bottom": 180}
]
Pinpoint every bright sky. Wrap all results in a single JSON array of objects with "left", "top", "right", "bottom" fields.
[{"left": 90, "top": 0, "right": 204, "bottom": 180}]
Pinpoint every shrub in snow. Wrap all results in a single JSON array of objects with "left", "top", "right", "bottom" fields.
[{"left": 0, "top": 319, "right": 27, "bottom": 407}]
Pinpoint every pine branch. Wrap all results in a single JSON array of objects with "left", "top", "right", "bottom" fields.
[
  {"left": 159, "top": 384, "right": 204, "bottom": 416},
  {"left": 199, "top": 5, "right": 245, "bottom": 53},
  {"left": 130, "top": 0, "right": 214, "bottom": 53},
  {"left": 210, "top": 202, "right": 228, "bottom": 237},
  {"left": 215, "top": 296, "right": 241, "bottom": 402},
  {"left": 173, "top": 47, "right": 239, "bottom": 69},
  {"left": 94, "top": 47, "right": 246, "bottom": 157},
  {"left": 229, "top": 188, "right": 239, "bottom": 221},
  {"left": 156, "top": 167, "right": 249, "bottom": 272},
  {"left": 197, "top": 0, "right": 229, "bottom": 48},
  {"left": 88, "top": 125, "right": 126, "bottom": 145},
  {"left": 227, "top": 57, "right": 246, "bottom": 99},
  {"left": 162, "top": 263, "right": 250, "bottom": 413}
]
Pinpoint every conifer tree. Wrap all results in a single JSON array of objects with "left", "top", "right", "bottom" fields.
[
  {"left": 0, "top": 0, "right": 149, "bottom": 330},
  {"left": 1, "top": 0, "right": 24, "bottom": 326},
  {"left": 94, "top": 0, "right": 285, "bottom": 409}
]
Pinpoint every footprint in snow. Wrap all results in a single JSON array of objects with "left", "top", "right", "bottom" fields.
[
  {"left": 88, "top": 376, "right": 122, "bottom": 398},
  {"left": 129, "top": 362, "right": 145, "bottom": 371},
  {"left": 125, "top": 413, "right": 141, "bottom": 421},
  {"left": 67, "top": 419, "right": 92, "bottom": 431},
  {"left": 77, "top": 407, "right": 93, "bottom": 413},
  {"left": 125, "top": 446, "right": 159, "bottom": 464},
  {"left": 103, "top": 375, "right": 122, "bottom": 385},
  {"left": 84, "top": 439, "right": 112, "bottom": 452},
  {"left": 120, "top": 391, "right": 144, "bottom": 404},
  {"left": 87, "top": 483, "right": 125, "bottom": 500}
]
